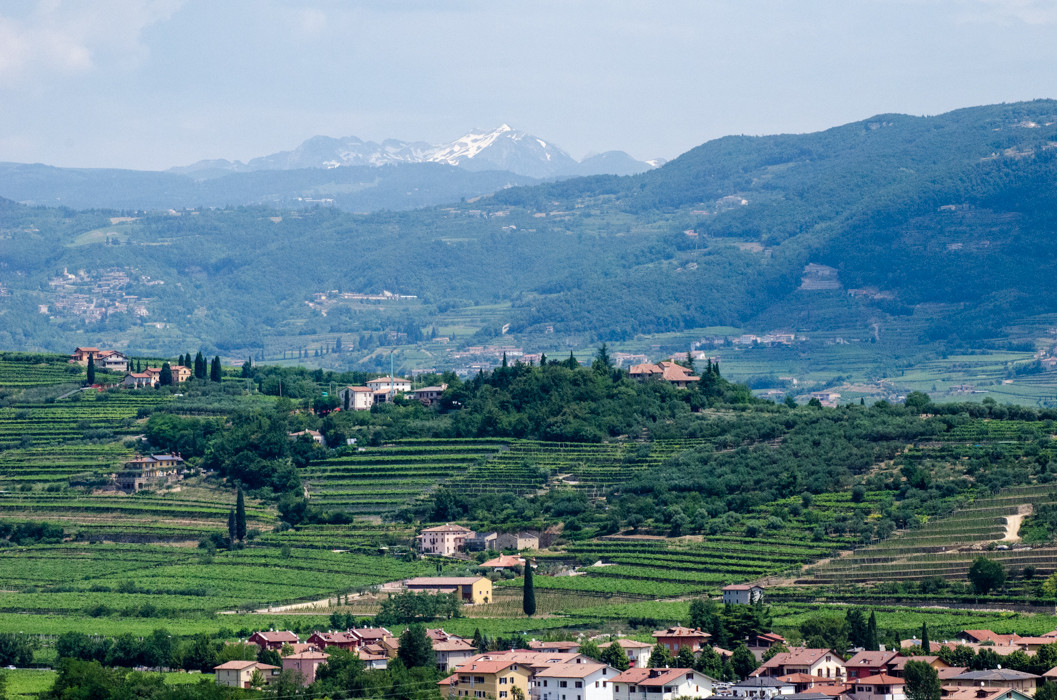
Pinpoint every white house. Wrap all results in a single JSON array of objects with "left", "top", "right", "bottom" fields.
[
  {"left": 536, "top": 663, "right": 619, "bottom": 700},
  {"left": 723, "top": 584, "right": 765, "bottom": 605},
  {"left": 434, "top": 638, "right": 477, "bottom": 672},
  {"left": 339, "top": 386, "right": 375, "bottom": 411},
  {"left": 613, "top": 668, "right": 717, "bottom": 700},
  {"left": 598, "top": 640, "right": 652, "bottom": 669},
  {"left": 847, "top": 675, "right": 905, "bottom": 700}
]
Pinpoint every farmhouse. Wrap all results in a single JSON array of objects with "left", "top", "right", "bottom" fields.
[
  {"left": 121, "top": 372, "right": 156, "bottom": 388},
  {"left": 72, "top": 347, "right": 100, "bottom": 363},
  {"left": 418, "top": 523, "right": 475, "bottom": 555},
  {"left": 651, "top": 626, "right": 710, "bottom": 654},
  {"left": 289, "top": 430, "right": 326, "bottom": 446},
  {"left": 115, "top": 454, "right": 184, "bottom": 492},
  {"left": 405, "top": 576, "right": 492, "bottom": 604},
  {"left": 96, "top": 350, "right": 129, "bottom": 372},
  {"left": 598, "top": 639, "right": 653, "bottom": 668},
  {"left": 613, "top": 668, "right": 717, "bottom": 700},
  {"left": 282, "top": 651, "right": 329, "bottom": 686},
  {"left": 629, "top": 361, "right": 700, "bottom": 388},
  {"left": 170, "top": 365, "right": 193, "bottom": 383},
  {"left": 214, "top": 660, "right": 281, "bottom": 688},
  {"left": 496, "top": 531, "right": 540, "bottom": 551},
  {"left": 723, "top": 584, "right": 764, "bottom": 604},
  {"left": 535, "top": 663, "right": 620, "bottom": 700}
]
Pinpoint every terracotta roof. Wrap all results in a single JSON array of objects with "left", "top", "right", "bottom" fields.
[
  {"left": 853, "top": 674, "right": 904, "bottom": 685},
  {"left": 941, "top": 687, "right": 1022, "bottom": 700},
  {"left": 310, "top": 632, "right": 356, "bottom": 644},
  {"left": 600, "top": 639, "right": 654, "bottom": 649},
  {"left": 652, "top": 626, "right": 709, "bottom": 639},
  {"left": 434, "top": 640, "right": 476, "bottom": 652},
  {"left": 938, "top": 668, "right": 969, "bottom": 680},
  {"left": 351, "top": 627, "right": 392, "bottom": 640},
  {"left": 951, "top": 670, "right": 1039, "bottom": 681},
  {"left": 458, "top": 658, "right": 520, "bottom": 674},
  {"left": 808, "top": 685, "right": 851, "bottom": 696},
  {"left": 960, "top": 630, "right": 1020, "bottom": 645},
  {"left": 347, "top": 386, "right": 373, "bottom": 392},
  {"left": 614, "top": 668, "right": 695, "bottom": 687},
  {"left": 845, "top": 651, "right": 900, "bottom": 667},
  {"left": 251, "top": 631, "right": 299, "bottom": 643},
  {"left": 437, "top": 676, "right": 457, "bottom": 686},
  {"left": 75, "top": 347, "right": 100, "bottom": 352},
  {"left": 481, "top": 555, "right": 526, "bottom": 568},
  {"left": 629, "top": 363, "right": 663, "bottom": 375},
  {"left": 756, "top": 648, "right": 838, "bottom": 675},
  {"left": 535, "top": 663, "right": 610, "bottom": 679}
]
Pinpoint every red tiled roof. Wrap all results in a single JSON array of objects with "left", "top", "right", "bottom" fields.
[
  {"left": 854, "top": 674, "right": 904, "bottom": 685},
  {"left": 846, "top": 651, "right": 900, "bottom": 667},
  {"left": 535, "top": 663, "right": 609, "bottom": 679},
  {"left": 251, "top": 631, "right": 299, "bottom": 643},
  {"left": 600, "top": 639, "right": 653, "bottom": 649},
  {"left": 215, "top": 661, "right": 279, "bottom": 671},
  {"left": 652, "top": 626, "right": 709, "bottom": 639},
  {"left": 419, "top": 524, "right": 474, "bottom": 533},
  {"left": 481, "top": 555, "right": 526, "bottom": 568}
]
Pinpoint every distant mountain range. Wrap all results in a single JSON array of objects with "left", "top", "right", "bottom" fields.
[
  {"left": 0, "top": 125, "right": 661, "bottom": 212},
  {"left": 168, "top": 125, "right": 663, "bottom": 180}
]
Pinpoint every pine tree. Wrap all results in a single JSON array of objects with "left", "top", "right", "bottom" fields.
[
  {"left": 920, "top": 622, "right": 930, "bottom": 653},
  {"left": 227, "top": 508, "right": 237, "bottom": 544},
  {"left": 235, "top": 487, "right": 247, "bottom": 541},
  {"left": 86, "top": 356, "right": 96, "bottom": 385},
  {"left": 159, "top": 363, "right": 173, "bottom": 386},
  {"left": 523, "top": 563, "right": 536, "bottom": 616},
  {"left": 210, "top": 356, "right": 221, "bottom": 382}
]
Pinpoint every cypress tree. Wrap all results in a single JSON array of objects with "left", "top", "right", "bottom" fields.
[
  {"left": 194, "top": 352, "right": 206, "bottom": 379},
  {"left": 502, "top": 352, "right": 508, "bottom": 368},
  {"left": 523, "top": 562, "right": 536, "bottom": 616},
  {"left": 920, "top": 622, "right": 930, "bottom": 653},
  {"left": 540, "top": 353, "right": 547, "bottom": 366},
  {"left": 867, "top": 611, "right": 879, "bottom": 651},
  {"left": 235, "top": 487, "right": 247, "bottom": 541},
  {"left": 210, "top": 356, "right": 221, "bottom": 382},
  {"left": 159, "top": 363, "right": 173, "bottom": 386},
  {"left": 227, "top": 508, "right": 237, "bottom": 544},
  {"left": 86, "top": 356, "right": 96, "bottom": 385}
]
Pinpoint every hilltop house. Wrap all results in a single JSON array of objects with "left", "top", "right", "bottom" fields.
[
  {"left": 72, "top": 347, "right": 100, "bottom": 364},
  {"left": 723, "top": 584, "right": 765, "bottom": 604},
  {"left": 418, "top": 523, "right": 475, "bottom": 555},
  {"left": 96, "top": 350, "right": 129, "bottom": 372},
  {"left": 629, "top": 361, "right": 700, "bottom": 388},
  {"left": 121, "top": 372, "right": 156, "bottom": 388}
]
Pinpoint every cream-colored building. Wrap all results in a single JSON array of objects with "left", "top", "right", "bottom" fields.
[
  {"left": 405, "top": 576, "right": 492, "bottom": 605},
  {"left": 214, "top": 660, "right": 281, "bottom": 688},
  {"left": 418, "top": 523, "right": 474, "bottom": 556}
]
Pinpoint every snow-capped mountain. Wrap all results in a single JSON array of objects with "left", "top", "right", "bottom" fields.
[{"left": 169, "top": 126, "right": 656, "bottom": 180}]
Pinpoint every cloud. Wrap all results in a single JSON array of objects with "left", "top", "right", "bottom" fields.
[{"left": 0, "top": 0, "right": 183, "bottom": 85}]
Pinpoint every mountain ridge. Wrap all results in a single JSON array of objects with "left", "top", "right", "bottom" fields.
[{"left": 168, "top": 125, "right": 657, "bottom": 180}]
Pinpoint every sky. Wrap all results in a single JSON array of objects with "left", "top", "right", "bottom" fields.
[{"left": 2, "top": 0, "right": 1057, "bottom": 170}]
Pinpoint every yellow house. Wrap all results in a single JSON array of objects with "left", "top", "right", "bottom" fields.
[
  {"left": 214, "top": 660, "right": 281, "bottom": 688},
  {"left": 443, "top": 656, "right": 534, "bottom": 699},
  {"left": 405, "top": 576, "right": 492, "bottom": 605}
]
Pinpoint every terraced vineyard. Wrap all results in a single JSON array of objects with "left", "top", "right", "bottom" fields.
[
  {"left": 302, "top": 439, "right": 511, "bottom": 515},
  {"left": 259, "top": 522, "right": 416, "bottom": 552},
  {"left": 0, "top": 355, "right": 84, "bottom": 388},
  {"left": 803, "top": 484, "right": 1057, "bottom": 584},
  {"left": 0, "top": 391, "right": 170, "bottom": 448},
  {"left": 526, "top": 536, "right": 837, "bottom": 596},
  {"left": 0, "top": 444, "right": 134, "bottom": 484},
  {"left": 449, "top": 438, "right": 714, "bottom": 496},
  {"left": 0, "top": 543, "right": 434, "bottom": 613}
]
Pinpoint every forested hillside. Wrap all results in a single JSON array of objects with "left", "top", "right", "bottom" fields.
[{"left": 1, "top": 100, "right": 1056, "bottom": 371}]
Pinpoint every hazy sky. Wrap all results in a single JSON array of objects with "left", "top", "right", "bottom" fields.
[{"left": 2, "top": 0, "right": 1057, "bottom": 170}]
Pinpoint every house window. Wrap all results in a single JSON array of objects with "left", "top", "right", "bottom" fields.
[
  {"left": 500, "top": 693, "right": 507, "bottom": 698},
  {"left": 664, "top": 687, "right": 673, "bottom": 693},
  {"left": 687, "top": 674, "right": 693, "bottom": 680},
  {"left": 544, "top": 681, "right": 549, "bottom": 687},
  {"left": 560, "top": 681, "right": 568, "bottom": 688},
  {"left": 501, "top": 678, "right": 508, "bottom": 685},
  {"left": 575, "top": 682, "right": 583, "bottom": 688},
  {"left": 475, "top": 677, "right": 485, "bottom": 684}
]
